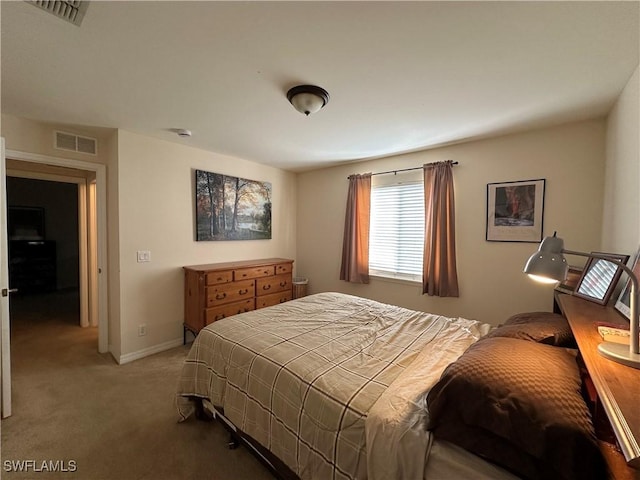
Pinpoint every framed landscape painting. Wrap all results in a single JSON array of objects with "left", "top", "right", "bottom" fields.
[
  {"left": 195, "top": 169, "right": 272, "bottom": 241},
  {"left": 486, "top": 179, "right": 545, "bottom": 242}
]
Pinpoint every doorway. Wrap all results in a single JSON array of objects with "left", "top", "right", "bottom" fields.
[
  {"left": 6, "top": 175, "right": 85, "bottom": 335},
  {"left": 1, "top": 149, "right": 108, "bottom": 417},
  {"left": 4, "top": 151, "right": 107, "bottom": 352}
]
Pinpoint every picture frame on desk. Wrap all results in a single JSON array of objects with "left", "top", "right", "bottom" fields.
[
  {"left": 573, "top": 252, "right": 629, "bottom": 306},
  {"left": 615, "top": 246, "right": 640, "bottom": 320},
  {"left": 554, "top": 266, "right": 583, "bottom": 294}
]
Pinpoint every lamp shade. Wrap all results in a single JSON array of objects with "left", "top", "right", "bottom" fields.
[
  {"left": 524, "top": 233, "right": 640, "bottom": 369},
  {"left": 286, "top": 85, "right": 329, "bottom": 116},
  {"left": 523, "top": 235, "right": 568, "bottom": 283}
]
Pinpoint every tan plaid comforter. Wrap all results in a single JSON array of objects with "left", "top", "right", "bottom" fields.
[{"left": 176, "top": 292, "right": 488, "bottom": 480}]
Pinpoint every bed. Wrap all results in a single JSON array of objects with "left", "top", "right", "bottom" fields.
[{"left": 176, "top": 292, "right": 605, "bottom": 480}]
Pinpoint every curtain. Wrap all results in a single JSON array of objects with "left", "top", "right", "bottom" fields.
[
  {"left": 423, "top": 161, "right": 459, "bottom": 296},
  {"left": 340, "top": 173, "right": 372, "bottom": 284}
]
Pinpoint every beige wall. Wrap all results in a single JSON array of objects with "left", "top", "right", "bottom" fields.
[
  {"left": 1, "top": 115, "right": 112, "bottom": 166},
  {"left": 603, "top": 65, "right": 640, "bottom": 255},
  {"left": 296, "top": 120, "right": 606, "bottom": 325},
  {"left": 1, "top": 116, "right": 297, "bottom": 362},
  {"left": 115, "top": 130, "right": 297, "bottom": 359}
]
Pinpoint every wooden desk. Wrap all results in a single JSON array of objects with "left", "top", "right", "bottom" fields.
[{"left": 556, "top": 293, "right": 640, "bottom": 479}]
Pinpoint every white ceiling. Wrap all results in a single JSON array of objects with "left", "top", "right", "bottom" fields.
[{"left": 1, "top": 1, "right": 638, "bottom": 172}]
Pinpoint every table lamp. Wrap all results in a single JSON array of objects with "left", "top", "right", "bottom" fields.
[{"left": 524, "top": 233, "right": 640, "bottom": 369}]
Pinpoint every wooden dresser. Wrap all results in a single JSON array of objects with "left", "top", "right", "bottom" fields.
[
  {"left": 183, "top": 258, "right": 294, "bottom": 340},
  {"left": 555, "top": 293, "right": 640, "bottom": 479}
]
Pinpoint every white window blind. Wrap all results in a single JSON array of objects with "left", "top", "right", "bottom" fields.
[{"left": 369, "top": 182, "right": 424, "bottom": 280}]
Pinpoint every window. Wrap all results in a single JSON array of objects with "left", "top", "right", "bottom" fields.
[{"left": 369, "top": 182, "right": 424, "bottom": 281}]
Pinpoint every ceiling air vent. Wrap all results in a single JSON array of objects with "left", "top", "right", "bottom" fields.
[
  {"left": 25, "top": 1, "right": 89, "bottom": 27},
  {"left": 55, "top": 131, "right": 97, "bottom": 155}
]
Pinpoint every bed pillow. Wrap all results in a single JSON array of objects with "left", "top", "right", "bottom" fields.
[
  {"left": 484, "top": 311, "right": 575, "bottom": 347},
  {"left": 426, "top": 337, "right": 606, "bottom": 480}
]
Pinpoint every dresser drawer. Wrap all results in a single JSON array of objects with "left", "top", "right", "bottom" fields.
[
  {"left": 205, "top": 299, "right": 255, "bottom": 324},
  {"left": 256, "top": 273, "right": 292, "bottom": 296},
  {"left": 184, "top": 258, "right": 294, "bottom": 340},
  {"left": 275, "top": 262, "right": 293, "bottom": 275},
  {"left": 207, "top": 279, "right": 255, "bottom": 307},
  {"left": 206, "top": 270, "right": 233, "bottom": 286},
  {"left": 234, "top": 265, "right": 275, "bottom": 281},
  {"left": 256, "top": 291, "right": 292, "bottom": 309}
]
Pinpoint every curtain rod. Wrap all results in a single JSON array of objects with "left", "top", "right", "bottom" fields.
[{"left": 347, "top": 161, "right": 458, "bottom": 179}]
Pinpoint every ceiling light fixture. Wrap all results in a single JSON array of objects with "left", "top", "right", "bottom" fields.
[
  {"left": 286, "top": 85, "right": 330, "bottom": 116},
  {"left": 176, "top": 129, "right": 192, "bottom": 138}
]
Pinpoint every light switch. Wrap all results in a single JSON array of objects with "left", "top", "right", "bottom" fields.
[{"left": 137, "top": 250, "right": 151, "bottom": 263}]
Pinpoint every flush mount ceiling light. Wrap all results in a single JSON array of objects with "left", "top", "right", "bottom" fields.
[{"left": 286, "top": 85, "right": 330, "bottom": 116}]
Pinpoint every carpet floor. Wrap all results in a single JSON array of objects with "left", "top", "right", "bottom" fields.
[{"left": 1, "top": 291, "right": 276, "bottom": 480}]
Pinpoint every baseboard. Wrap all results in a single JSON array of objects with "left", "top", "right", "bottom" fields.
[{"left": 118, "top": 337, "right": 183, "bottom": 365}]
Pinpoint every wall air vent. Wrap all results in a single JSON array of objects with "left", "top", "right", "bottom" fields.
[
  {"left": 55, "top": 131, "right": 97, "bottom": 155},
  {"left": 25, "top": 1, "right": 89, "bottom": 27}
]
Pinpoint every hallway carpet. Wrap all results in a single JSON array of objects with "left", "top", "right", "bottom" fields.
[{"left": 1, "top": 292, "right": 275, "bottom": 480}]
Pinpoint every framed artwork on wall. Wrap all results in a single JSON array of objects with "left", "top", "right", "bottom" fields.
[
  {"left": 195, "top": 169, "right": 272, "bottom": 241},
  {"left": 615, "top": 247, "right": 640, "bottom": 320},
  {"left": 486, "top": 179, "right": 545, "bottom": 242},
  {"left": 573, "top": 252, "right": 629, "bottom": 305}
]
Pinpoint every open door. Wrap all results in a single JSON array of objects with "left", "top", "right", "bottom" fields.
[{"left": 1, "top": 137, "right": 12, "bottom": 418}]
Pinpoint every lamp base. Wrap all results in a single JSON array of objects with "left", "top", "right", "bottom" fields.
[{"left": 597, "top": 342, "right": 640, "bottom": 369}]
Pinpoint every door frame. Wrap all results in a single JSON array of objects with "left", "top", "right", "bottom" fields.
[
  {"left": 6, "top": 149, "right": 108, "bottom": 353},
  {"left": 1, "top": 138, "right": 11, "bottom": 417}
]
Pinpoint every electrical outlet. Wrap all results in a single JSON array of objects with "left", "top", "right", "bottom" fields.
[
  {"left": 138, "top": 324, "right": 147, "bottom": 336},
  {"left": 137, "top": 250, "right": 151, "bottom": 263}
]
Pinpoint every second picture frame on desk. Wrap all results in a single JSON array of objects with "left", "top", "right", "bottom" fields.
[
  {"left": 573, "top": 252, "right": 629, "bottom": 306},
  {"left": 615, "top": 246, "right": 640, "bottom": 320},
  {"left": 555, "top": 265, "right": 584, "bottom": 295}
]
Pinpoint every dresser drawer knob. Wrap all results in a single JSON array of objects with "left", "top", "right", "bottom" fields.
[
  {"left": 216, "top": 293, "right": 227, "bottom": 300},
  {"left": 215, "top": 314, "right": 226, "bottom": 321},
  {"left": 263, "top": 284, "right": 272, "bottom": 290},
  {"left": 239, "top": 288, "right": 249, "bottom": 295},
  {"left": 280, "top": 281, "right": 288, "bottom": 287}
]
